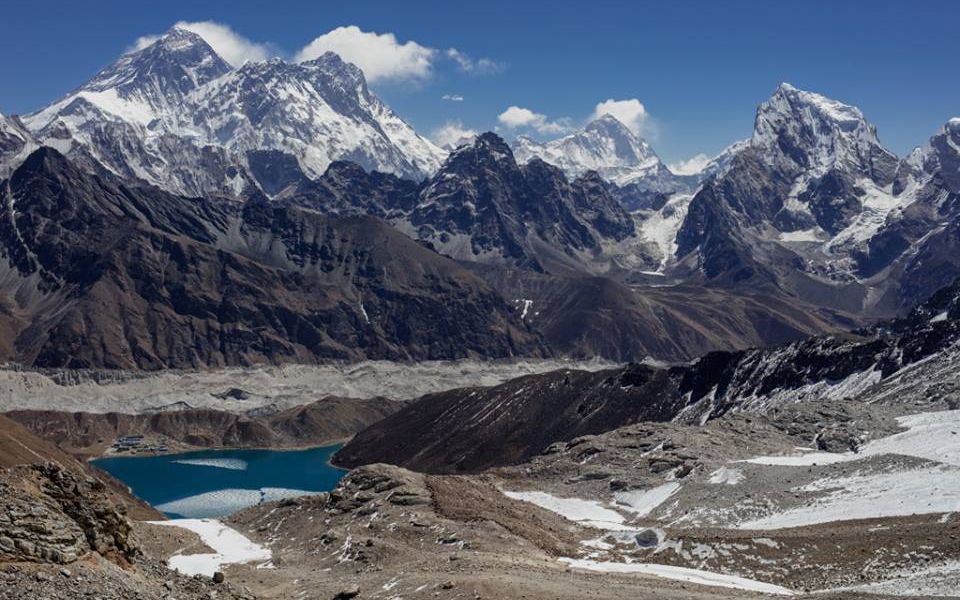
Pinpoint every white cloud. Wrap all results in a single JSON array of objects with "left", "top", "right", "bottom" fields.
[
  {"left": 591, "top": 98, "right": 650, "bottom": 136},
  {"left": 445, "top": 48, "right": 504, "bottom": 75},
  {"left": 295, "top": 26, "right": 435, "bottom": 83},
  {"left": 497, "top": 106, "right": 573, "bottom": 135},
  {"left": 430, "top": 120, "right": 479, "bottom": 149},
  {"left": 174, "top": 21, "right": 274, "bottom": 67},
  {"left": 128, "top": 21, "right": 275, "bottom": 67},
  {"left": 130, "top": 34, "right": 161, "bottom": 52},
  {"left": 442, "top": 94, "right": 465, "bottom": 102},
  {"left": 669, "top": 153, "right": 711, "bottom": 175},
  {"left": 498, "top": 106, "right": 543, "bottom": 128}
]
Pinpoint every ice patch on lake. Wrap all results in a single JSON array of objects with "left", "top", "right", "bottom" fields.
[
  {"left": 156, "top": 487, "right": 316, "bottom": 518},
  {"left": 172, "top": 458, "right": 248, "bottom": 471},
  {"left": 148, "top": 518, "right": 270, "bottom": 577},
  {"left": 560, "top": 558, "right": 795, "bottom": 595}
]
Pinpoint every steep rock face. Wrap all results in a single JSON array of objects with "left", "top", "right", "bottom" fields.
[
  {"left": 24, "top": 27, "right": 444, "bottom": 197},
  {"left": 0, "top": 463, "right": 136, "bottom": 565},
  {"left": 0, "top": 148, "right": 542, "bottom": 369},
  {"left": 672, "top": 84, "right": 910, "bottom": 311},
  {"left": 750, "top": 83, "right": 898, "bottom": 182},
  {"left": 470, "top": 264, "right": 853, "bottom": 362},
  {"left": 284, "top": 160, "right": 419, "bottom": 217},
  {"left": 335, "top": 277, "right": 960, "bottom": 473},
  {"left": 0, "top": 113, "right": 38, "bottom": 177},
  {"left": 404, "top": 133, "right": 635, "bottom": 272},
  {"left": 859, "top": 118, "right": 960, "bottom": 311}
]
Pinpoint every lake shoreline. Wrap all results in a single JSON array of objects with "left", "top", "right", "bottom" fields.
[{"left": 87, "top": 436, "right": 353, "bottom": 462}]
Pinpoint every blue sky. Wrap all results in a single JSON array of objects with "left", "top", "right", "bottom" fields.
[{"left": 1, "top": 0, "right": 957, "bottom": 165}]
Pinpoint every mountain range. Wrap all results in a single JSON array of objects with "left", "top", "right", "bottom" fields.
[
  {"left": 23, "top": 27, "right": 444, "bottom": 198},
  {"left": 2, "top": 25, "right": 959, "bottom": 368}
]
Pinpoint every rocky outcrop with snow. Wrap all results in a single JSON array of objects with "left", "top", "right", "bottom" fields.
[
  {"left": 669, "top": 83, "right": 944, "bottom": 313},
  {"left": 401, "top": 133, "right": 636, "bottom": 272},
  {"left": 751, "top": 83, "right": 898, "bottom": 181},
  {"left": 183, "top": 52, "right": 445, "bottom": 185}
]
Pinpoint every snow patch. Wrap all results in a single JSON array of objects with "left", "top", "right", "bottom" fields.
[
  {"left": 560, "top": 558, "right": 795, "bottom": 595},
  {"left": 708, "top": 466, "right": 744, "bottom": 485},
  {"left": 778, "top": 228, "right": 822, "bottom": 243},
  {"left": 739, "top": 465, "right": 960, "bottom": 530},
  {"left": 502, "top": 490, "right": 629, "bottom": 530},
  {"left": 148, "top": 518, "right": 270, "bottom": 577},
  {"left": 613, "top": 482, "right": 680, "bottom": 517},
  {"left": 737, "top": 410, "right": 960, "bottom": 529},
  {"left": 745, "top": 409, "right": 960, "bottom": 468}
]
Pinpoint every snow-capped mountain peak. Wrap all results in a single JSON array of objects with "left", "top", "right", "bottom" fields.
[
  {"left": 905, "top": 117, "right": 960, "bottom": 192},
  {"left": 94, "top": 27, "right": 231, "bottom": 96},
  {"left": 510, "top": 114, "right": 661, "bottom": 185},
  {"left": 751, "top": 83, "right": 897, "bottom": 179},
  {"left": 22, "top": 28, "right": 445, "bottom": 196},
  {"left": 184, "top": 51, "right": 445, "bottom": 182},
  {"left": 27, "top": 27, "right": 230, "bottom": 133}
]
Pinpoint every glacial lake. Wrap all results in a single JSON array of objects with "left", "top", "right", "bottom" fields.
[{"left": 93, "top": 445, "right": 345, "bottom": 518}]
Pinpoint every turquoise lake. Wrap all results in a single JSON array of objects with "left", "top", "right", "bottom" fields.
[{"left": 93, "top": 445, "right": 346, "bottom": 519}]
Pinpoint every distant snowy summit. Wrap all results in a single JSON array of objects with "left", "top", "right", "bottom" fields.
[
  {"left": 508, "top": 113, "right": 740, "bottom": 209},
  {"left": 24, "top": 26, "right": 445, "bottom": 197},
  {"left": 511, "top": 114, "right": 664, "bottom": 185}
]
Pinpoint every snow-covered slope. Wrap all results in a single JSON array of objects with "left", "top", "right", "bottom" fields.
[
  {"left": 24, "top": 26, "right": 444, "bottom": 197},
  {"left": 183, "top": 53, "right": 444, "bottom": 184},
  {"left": 23, "top": 28, "right": 246, "bottom": 196},
  {"left": 0, "top": 112, "right": 38, "bottom": 177}
]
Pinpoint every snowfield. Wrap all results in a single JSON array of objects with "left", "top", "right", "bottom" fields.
[
  {"left": 739, "top": 465, "right": 960, "bottom": 530},
  {"left": 504, "top": 486, "right": 798, "bottom": 595},
  {"left": 502, "top": 490, "right": 630, "bottom": 530},
  {"left": 560, "top": 558, "right": 796, "bottom": 596},
  {"left": 148, "top": 519, "right": 270, "bottom": 577},
  {"left": 736, "top": 409, "right": 960, "bottom": 529}
]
